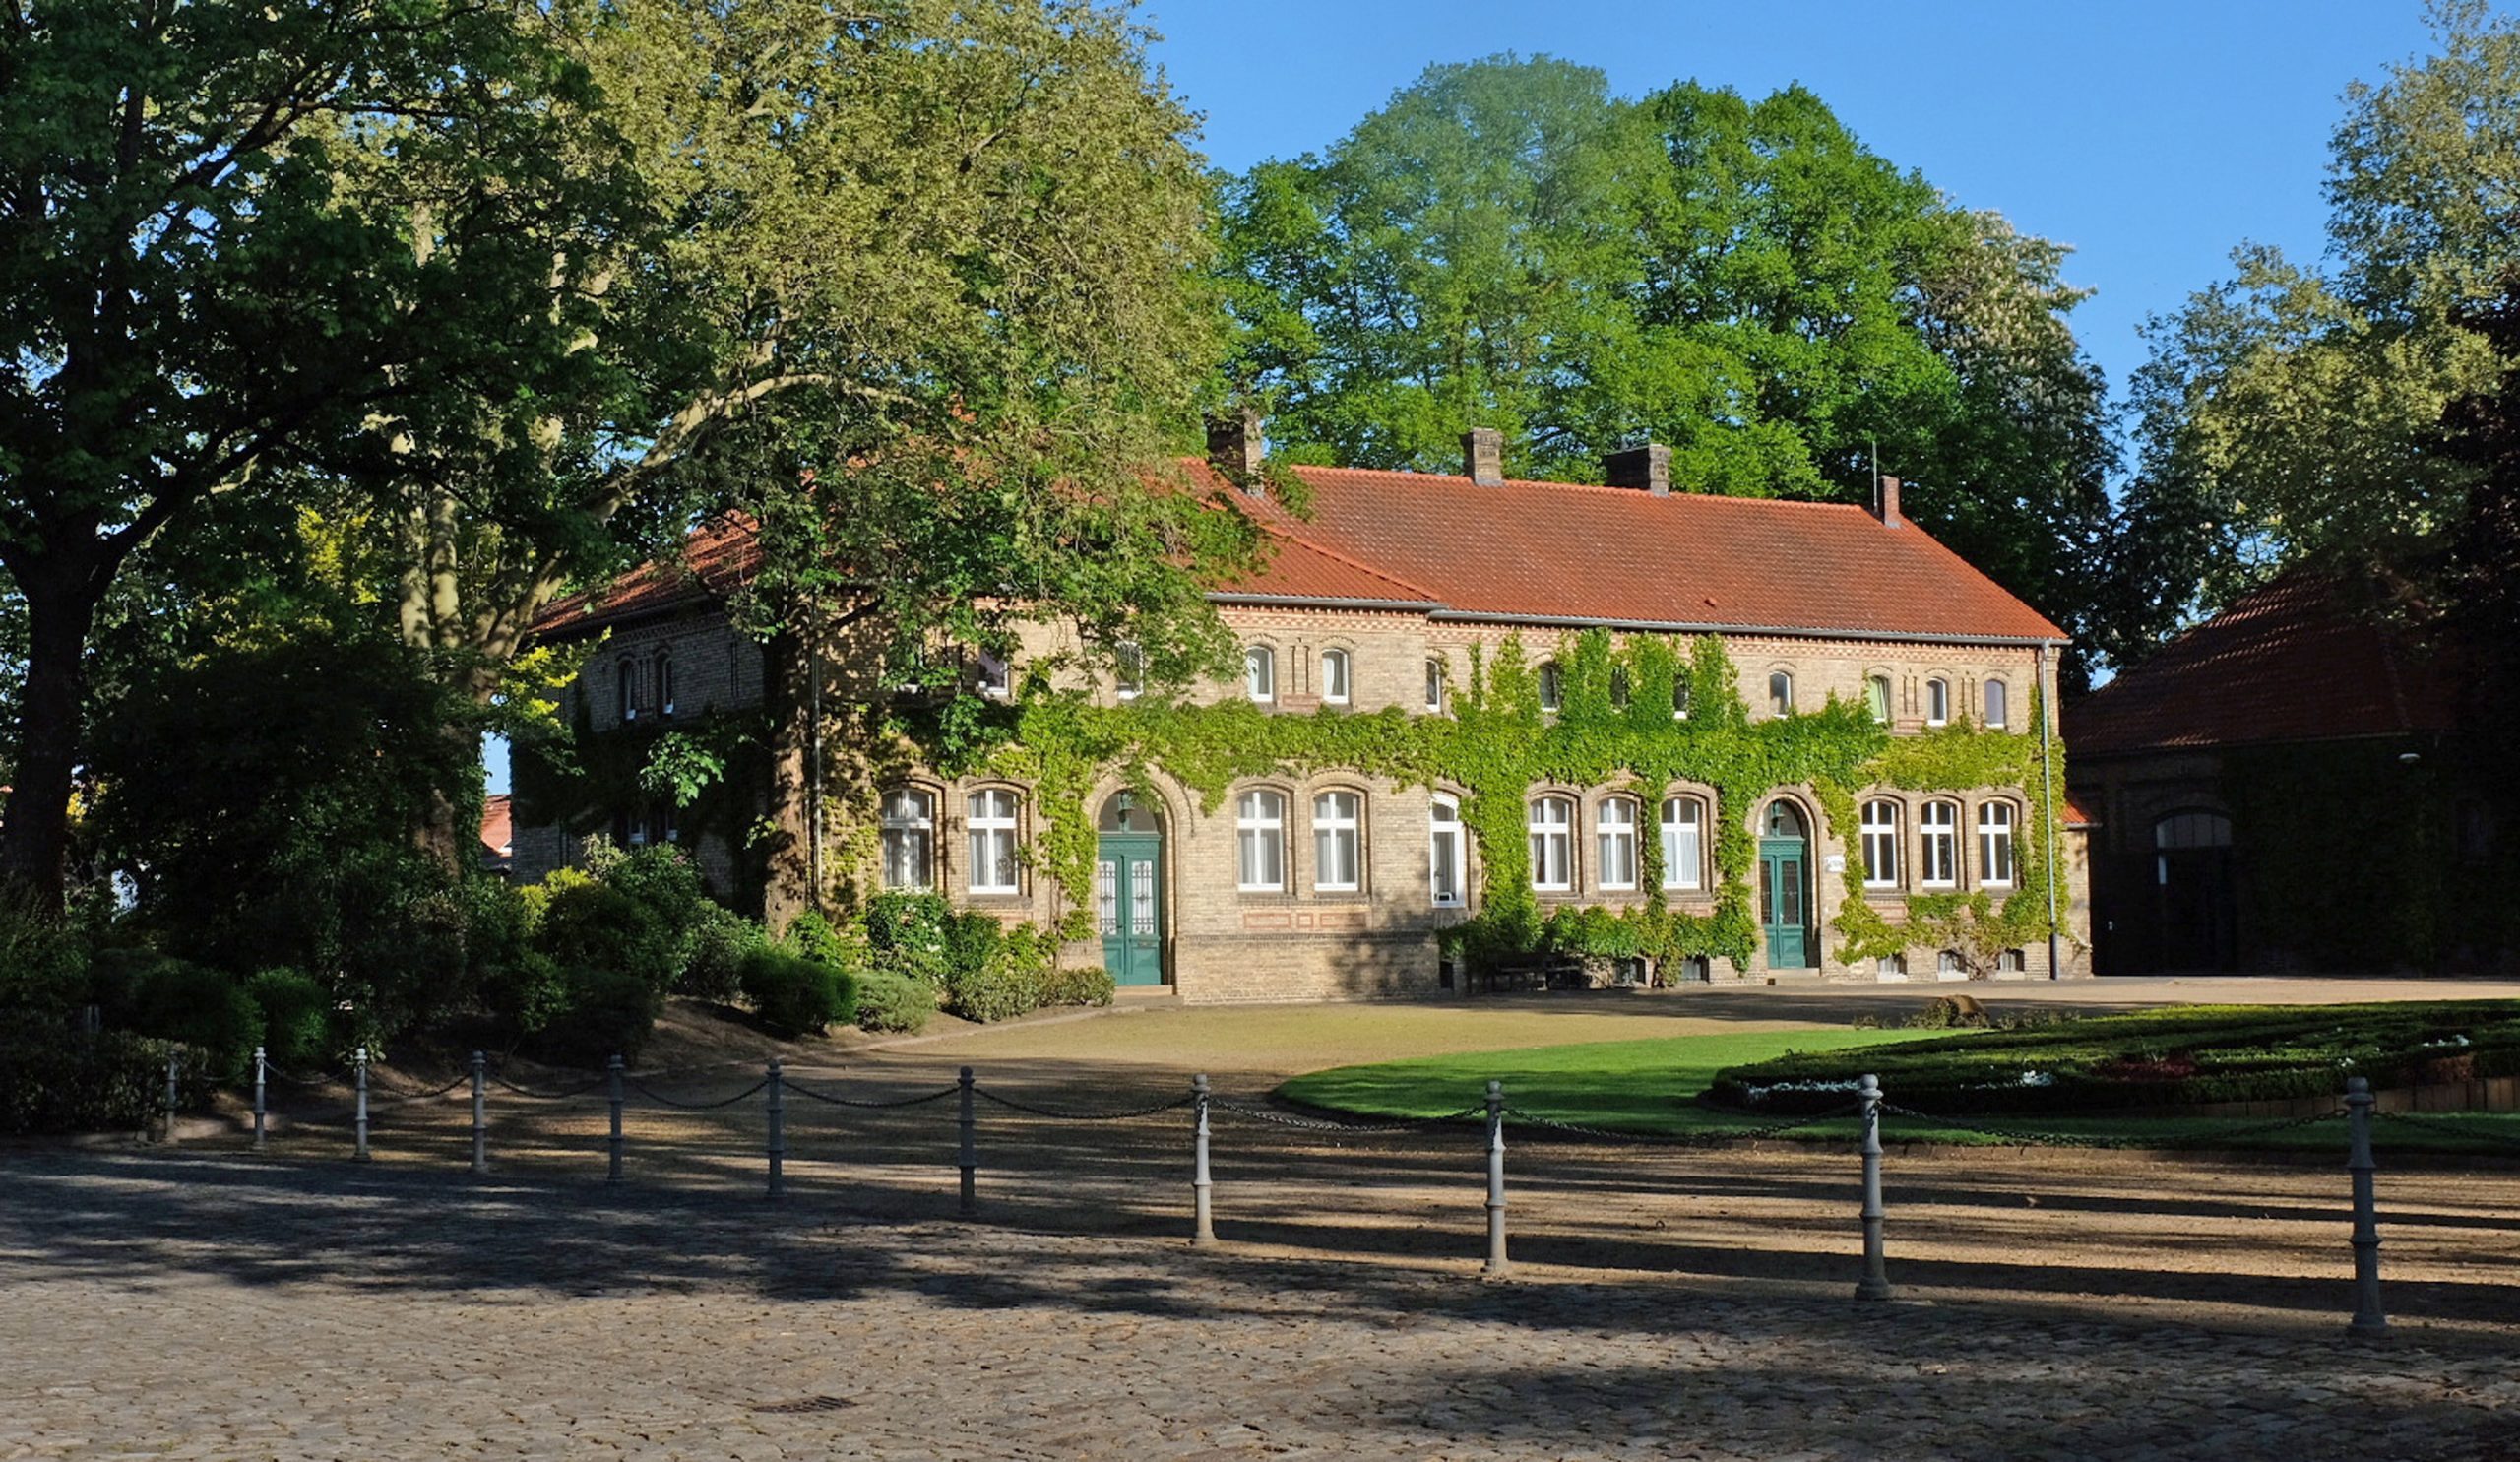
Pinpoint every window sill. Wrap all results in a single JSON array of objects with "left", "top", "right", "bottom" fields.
[{"left": 966, "top": 890, "right": 1027, "bottom": 903}]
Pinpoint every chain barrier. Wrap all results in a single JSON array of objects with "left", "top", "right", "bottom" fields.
[
  {"left": 1211, "top": 1098, "right": 1487, "bottom": 1133},
  {"left": 625, "top": 1078, "right": 770, "bottom": 1112},
  {"left": 368, "top": 1071, "right": 475, "bottom": 1105},
  {"left": 1500, "top": 1101, "right": 1864, "bottom": 1147},
  {"left": 971, "top": 1087, "right": 1197, "bottom": 1121},
  {"left": 487, "top": 1071, "right": 608, "bottom": 1101},
  {"left": 261, "top": 1064, "right": 335, "bottom": 1090},
  {"left": 783, "top": 1079, "right": 962, "bottom": 1110},
  {"left": 1878, "top": 1100, "right": 2344, "bottom": 1150},
  {"left": 2373, "top": 1109, "right": 2520, "bottom": 1153}
]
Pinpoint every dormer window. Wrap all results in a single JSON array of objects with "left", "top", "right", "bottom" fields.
[
  {"left": 1320, "top": 648, "right": 1352, "bottom": 705},
  {"left": 1244, "top": 645, "right": 1276, "bottom": 702},
  {"left": 1538, "top": 661, "right": 1564, "bottom": 714}
]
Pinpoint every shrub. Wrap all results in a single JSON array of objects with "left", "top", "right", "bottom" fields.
[
  {"left": 125, "top": 957, "right": 262, "bottom": 1082},
  {"left": 0, "top": 1031, "right": 201, "bottom": 1134},
  {"left": 942, "top": 910, "right": 1005, "bottom": 979},
  {"left": 681, "top": 903, "right": 761, "bottom": 1002},
  {"left": 1038, "top": 961, "right": 1116, "bottom": 1009},
  {"left": 0, "top": 888, "right": 86, "bottom": 1014},
  {"left": 942, "top": 923, "right": 1050, "bottom": 1023},
  {"left": 246, "top": 968, "right": 332, "bottom": 1070},
  {"left": 532, "top": 877, "right": 677, "bottom": 991},
  {"left": 863, "top": 891, "right": 952, "bottom": 983},
  {"left": 740, "top": 947, "right": 857, "bottom": 1037},
  {"left": 537, "top": 965, "right": 662, "bottom": 1065},
  {"left": 785, "top": 907, "right": 869, "bottom": 970},
  {"left": 480, "top": 949, "right": 572, "bottom": 1038},
  {"left": 853, "top": 970, "right": 933, "bottom": 1035}
]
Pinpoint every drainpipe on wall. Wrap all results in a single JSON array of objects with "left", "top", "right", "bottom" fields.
[{"left": 2039, "top": 642, "right": 2060, "bottom": 979}]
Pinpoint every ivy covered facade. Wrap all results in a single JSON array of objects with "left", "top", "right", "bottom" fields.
[{"left": 517, "top": 435, "right": 2090, "bottom": 998}]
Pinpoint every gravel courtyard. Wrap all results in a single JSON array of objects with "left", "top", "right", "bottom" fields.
[{"left": 4, "top": 985, "right": 2516, "bottom": 1460}]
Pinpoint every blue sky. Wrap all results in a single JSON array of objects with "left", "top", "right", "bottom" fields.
[{"left": 1146, "top": 0, "right": 2450, "bottom": 407}]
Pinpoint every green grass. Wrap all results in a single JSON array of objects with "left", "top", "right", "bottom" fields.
[{"left": 1280, "top": 1026, "right": 2520, "bottom": 1155}]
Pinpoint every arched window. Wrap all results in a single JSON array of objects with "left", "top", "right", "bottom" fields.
[
  {"left": 1984, "top": 678, "right": 2010, "bottom": 729},
  {"left": 967, "top": 789, "right": 1021, "bottom": 894},
  {"left": 1243, "top": 645, "right": 1276, "bottom": 702},
  {"left": 1672, "top": 676, "right": 1691, "bottom": 720},
  {"left": 617, "top": 656, "right": 641, "bottom": 723},
  {"left": 1925, "top": 677, "right": 1950, "bottom": 727},
  {"left": 1860, "top": 800, "right": 1901, "bottom": 889},
  {"left": 1660, "top": 796, "right": 1704, "bottom": 891},
  {"left": 1920, "top": 801, "right": 1958, "bottom": 887},
  {"left": 1609, "top": 666, "right": 1632, "bottom": 709},
  {"left": 1978, "top": 802, "right": 2016, "bottom": 885},
  {"left": 1866, "top": 674, "right": 1891, "bottom": 724},
  {"left": 1235, "top": 789, "right": 1286, "bottom": 890},
  {"left": 1768, "top": 670, "right": 1794, "bottom": 717},
  {"left": 1597, "top": 797, "right": 1639, "bottom": 890},
  {"left": 1528, "top": 795, "right": 1575, "bottom": 891},
  {"left": 1319, "top": 648, "right": 1352, "bottom": 705},
  {"left": 654, "top": 649, "right": 676, "bottom": 717},
  {"left": 880, "top": 789, "right": 935, "bottom": 890},
  {"left": 1429, "top": 795, "right": 1466, "bottom": 907},
  {"left": 2154, "top": 811, "right": 2232, "bottom": 849},
  {"left": 1312, "top": 790, "right": 1362, "bottom": 891},
  {"left": 1538, "top": 660, "right": 1564, "bottom": 713}
]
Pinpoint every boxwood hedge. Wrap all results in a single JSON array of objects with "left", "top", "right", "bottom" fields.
[{"left": 1705, "top": 1001, "right": 2520, "bottom": 1116}]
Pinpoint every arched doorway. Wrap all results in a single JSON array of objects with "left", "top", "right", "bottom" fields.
[
  {"left": 2153, "top": 810, "right": 2236, "bottom": 972},
  {"left": 1758, "top": 799, "right": 1814, "bottom": 970},
  {"left": 1097, "top": 792, "right": 1166, "bottom": 986}
]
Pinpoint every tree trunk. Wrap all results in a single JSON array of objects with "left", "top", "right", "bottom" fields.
[
  {"left": 0, "top": 582, "right": 105, "bottom": 909},
  {"left": 760, "top": 626, "right": 815, "bottom": 932}
]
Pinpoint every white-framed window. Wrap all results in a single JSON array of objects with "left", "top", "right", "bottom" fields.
[
  {"left": 1866, "top": 674, "right": 1890, "bottom": 724},
  {"left": 1926, "top": 677, "right": 1949, "bottom": 727},
  {"left": 880, "top": 788, "right": 935, "bottom": 890},
  {"left": 976, "top": 649, "right": 1012, "bottom": 699},
  {"left": 617, "top": 655, "right": 641, "bottom": 723},
  {"left": 1425, "top": 657, "right": 1446, "bottom": 712},
  {"left": 1861, "top": 799, "right": 1901, "bottom": 889},
  {"left": 1244, "top": 645, "right": 1276, "bottom": 702},
  {"left": 654, "top": 649, "right": 676, "bottom": 717},
  {"left": 1429, "top": 794, "right": 1466, "bottom": 907},
  {"left": 1768, "top": 670, "right": 1794, "bottom": 717},
  {"left": 1920, "top": 800, "right": 1958, "bottom": 887},
  {"left": 1320, "top": 648, "right": 1352, "bottom": 705},
  {"left": 1597, "top": 797, "right": 1639, "bottom": 891},
  {"left": 1672, "top": 676, "right": 1691, "bottom": 720},
  {"left": 1937, "top": 949, "right": 1965, "bottom": 976},
  {"left": 967, "top": 789, "right": 1021, "bottom": 894},
  {"left": 1997, "top": 948, "right": 2026, "bottom": 973},
  {"left": 1115, "top": 641, "right": 1144, "bottom": 700},
  {"left": 1312, "top": 790, "right": 1361, "bottom": 892},
  {"left": 1538, "top": 661, "right": 1564, "bottom": 713},
  {"left": 1235, "top": 788, "right": 1286, "bottom": 891},
  {"left": 1984, "top": 678, "right": 2010, "bottom": 729},
  {"left": 1528, "top": 795, "right": 1575, "bottom": 892},
  {"left": 1660, "top": 796, "right": 1704, "bottom": 891},
  {"left": 1979, "top": 801, "right": 2016, "bottom": 885},
  {"left": 1876, "top": 953, "right": 1908, "bottom": 979}
]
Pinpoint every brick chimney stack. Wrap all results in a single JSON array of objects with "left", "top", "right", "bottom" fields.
[
  {"left": 1461, "top": 427, "right": 1505, "bottom": 486},
  {"left": 1604, "top": 443, "right": 1671, "bottom": 496},
  {"left": 1876, "top": 474, "right": 1902, "bottom": 528},
  {"left": 1207, "top": 407, "right": 1264, "bottom": 495}
]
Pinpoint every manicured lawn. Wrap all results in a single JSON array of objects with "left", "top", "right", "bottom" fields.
[{"left": 1281, "top": 1026, "right": 2520, "bottom": 1155}]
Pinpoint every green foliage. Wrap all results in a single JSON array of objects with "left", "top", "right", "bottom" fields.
[
  {"left": 539, "top": 966, "right": 663, "bottom": 1066},
  {"left": 680, "top": 903, "right": 762, "bottom": 1003},
  {"left": 0, "top": 885, "right": 86, "bottom": 1014},
  {"left": 862, "top": 892, "right": 955, "bottom": 984},
  {"left": 1707, "top": 1001, "right": 2520, "bottom": 1115},
  {"left": 0, "top": 1032, "right": 202, "bottom": 1136},
  {"left": 941, "top": 922, "right": 1055, "bottom": 1024},
  {"left": 531, "top": 878, "right": 679, "bottom": 994},
  {"left": 123, "top": 959, "right": 263, "bottom": 1084},
  {"left": 851, "top": 970, "right": 933, "bottom": 1035},
  {"left": 739, "top": 948, "right": 856, "bottom": 1038},
  {"left": 245, "top": 969, "right": 333, "bottom": 1071},
  {"left": 783, "top": 907, "right": 868, "bottom": 972},
  {"left": 1039, "top": 961, "right": 1117, "bottom": 1010}
]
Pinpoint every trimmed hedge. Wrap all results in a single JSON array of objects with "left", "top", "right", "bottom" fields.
[
  {"left": 1706, "top": 1001, "right": 2520, "bottom": 1116},
  {"left": 740, "top": 948, "right": 857, "bottom": 1037},
  {"left": 853, "top": 970, "right": 933, "bottom": 1035},
  {"left": 0, "top": 1031, "right": 204, "bottom": 1134}
]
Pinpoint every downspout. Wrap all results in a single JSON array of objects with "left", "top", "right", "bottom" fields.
[{"left": 2039, "top": 642, "right": 2061, "bottom": 979}]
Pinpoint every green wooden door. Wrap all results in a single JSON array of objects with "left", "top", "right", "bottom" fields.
[
  {"left": 1097, "top": 833, "right": 1165, "bottom": 985},
  {"left": 1759, "top": 837, "right": 1809, "bottom": 969}
]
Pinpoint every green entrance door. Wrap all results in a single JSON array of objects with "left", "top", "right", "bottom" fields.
[
  {"left": 1096, "top": 815, "right": 1165, "bottom": 986},
  {"left": 1758, "top": 801, "right": 1812, "bottom": 969}
]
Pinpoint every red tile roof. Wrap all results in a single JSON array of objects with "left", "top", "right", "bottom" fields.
[
  {"left": 2066, "top": 570, "right": 2451, "bottom": 757},
  {"left": 532, "top": 463, "right": 2062, "bottom": 645},
  {"left": 2062, "top": 795, "right": 2099, "bottom": 828},
  {"left": 480, "top": 794, "right": 514, "bottom": 861}
]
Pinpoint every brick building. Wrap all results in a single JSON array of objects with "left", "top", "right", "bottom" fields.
[{"left": 516, "top": 426, "right": 2090, "bottom": 1000}]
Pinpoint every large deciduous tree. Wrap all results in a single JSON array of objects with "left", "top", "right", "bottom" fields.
[{"left": 0, "top": 0, "right": 639, "bottom": 902}]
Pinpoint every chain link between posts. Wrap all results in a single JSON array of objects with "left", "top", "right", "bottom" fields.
[
  {"left": 625, "top": 1078, "right": 771, "bottom": 1111},
  {"left": 1211, "top": 1099, "right": 1489, "bottom": 1133},
  {"left": 1501, "top": 1101, "right": 1865, "bottom": 1146},
  {"left": 971, "top": 1087, "right": 1197, "bottom": 1121},
  {"left": 782, "top": 1078, "right": 963, "bottom": 1109}
]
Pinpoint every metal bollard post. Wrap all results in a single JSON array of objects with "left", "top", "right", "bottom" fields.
[
  {"left": 1855, "top": 1073, "right": 1892, "bottom": 1302},
  {"left": 470, "top": 1051, "right": 488, "bottom": 1176},
  {"left": 1191, "top": 1074, "right": 1215, "bottom": 1247},
  {"left": 353, "top": 1047, "right": 370, "bottom": 1162},
  {"left": 765, "top": 1058, "right": 786, "bottom": 1200},
  {"left": 1483, "top": 1079, "right": 1508, "bottom": 1277},
  {"left": 958, "top": 1067, "right": 977, "bottom": 1217},
  {"left": 253, "top": 1046, "right": 267, "bottom": 1152},
  {"left": 606, "top": 1055, "right": 625, "bottom": 1183},
  {"left": 163, "top": 1049, "right": 180, "bottom": 1146},
  {"left": 2346, "top": 1076, "right": 2387, "bottom": 1338}
]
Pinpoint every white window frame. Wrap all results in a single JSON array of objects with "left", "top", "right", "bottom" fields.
[
  {"left": 880, "top": 788, "right": 935, "bottom": 891},
  {"left": 1920, "top": 800, "right": 1958, "bottom": 888},
  {"left": 1984, "top": 678, "right": 2009, "bottom": 729},
  {"left": 1672, "top": 677, "right": 1691, "bottom": 720},
  {"left": 1115, "top": 641, "right": 1144, "bottom": 700},
  {"left": 976, "top": 649, "right": 1012, "bottom": 700},
  {"left": 1660, "top": 796, "right": 1704, "bottom": 891},
  {"left": 967, "top": 789, "right": 1021, "bottom": 895},
  {"left": 1978, "top": 801, "right": 2017, "bottom": 886},
  {"left": 1244, "top": 645, "right": 1276, "bottom": 702},
  {"left": 1597, "top": 797, "right": 1639, "bottom": 891},
  {"left": 1926, "top": 677, "right": 1949, "bottom": 727},
  {"left": 1424, "top": 657, "right": 1446, "bottom": 712},
  {"left": 1429, "top": 794, "right": 1466, "bottom": 907},
  {"left": 1538, "top": 661, "right": 1564, "bottom": 713},
  {"left": 1768, "top": 670, "right": 1794, "bottom": 717},
  {"left": 654, "top": 649, "right": 676, "bottom": 717},
  {"left": 1860, "top": 799, "right": 1901, "bottom": 890},
  {"left": 617, "top": 656, "right": 640, "bottom": 724},
  {"left": 1528, "top": 795, "right": 1575, "bottom": 892},
  {"left": 1320, "top": 648, "right": 1352, "bottom": 706},
  {"left": 1866, "top": 675, "right": 1890, "bottom": 725},
  {"left": 1235, "top": 788, "right": 1287, "bottom": 892},
  {"left": 1311, "top": 790, "right": 1361, "bottom": 892}
]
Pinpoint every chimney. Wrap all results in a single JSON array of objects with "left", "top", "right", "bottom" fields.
[
  {"left": 1207, "top": 407, "right": 1263, "bottom": 495},
  {"left": 1875, "top": 474, "right": 1902, "bottom": 528},
  {"left": 1461, "top": 427, "right": 1504, "bottom": 487},
  {"left": 1604, "top": 443, "right": 1671, "bottom": 496}
]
